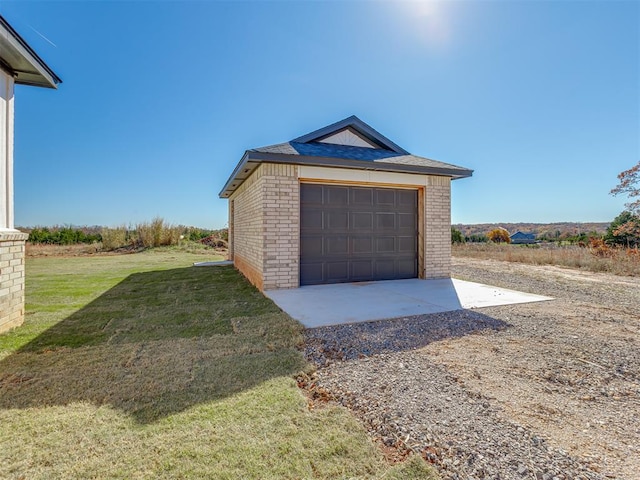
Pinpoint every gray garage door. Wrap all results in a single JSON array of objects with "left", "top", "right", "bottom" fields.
[{"left": 300, "top": 184, "right": 418, "bottom": 285}]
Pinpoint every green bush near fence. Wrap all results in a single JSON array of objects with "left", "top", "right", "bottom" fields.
[{"left": 26, "top": 221, "right": 228, "bottom": 252}]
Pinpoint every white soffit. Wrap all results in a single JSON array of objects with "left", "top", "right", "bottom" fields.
[
  {"left": 0, "top": 16, "right": 61, "bottom": 89},
  {"left": 318, "top": 129, "right": 378, "bottom": 149}
]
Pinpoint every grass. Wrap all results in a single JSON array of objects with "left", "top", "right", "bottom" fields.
[
  {"left": 453, "top": 242, "right": 640, "bottom": 276},
  {"left": 0, "top": 248, "right": 435, "bottom": 479}
]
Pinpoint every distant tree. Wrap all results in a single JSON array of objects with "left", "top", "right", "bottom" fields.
[
  {"left": 488, "top": 228, "right": 511, "bottom": 243},
  {"left": 451, "top": 227, "right": 465, "bottom": 244},
  {"left": 28, "top": 227, "right": 51, "bottom": 244},
  {"left": 26, "top": 226, "right": 101, "bottom": 245},
  {"left": 466, "top": 234, "right": 488, "bottom": 243},
  {"left": 605, "top": 211, "right": 640, "bottom": 248},
  {"left": 609, "top": 163, "right": 640, "bottom": 248},
  {"left": 566, "top": 231, "right": 602, "bottom": 245},
  {"left": 611, "top": 162, "right": 640, "bottom": 215}
]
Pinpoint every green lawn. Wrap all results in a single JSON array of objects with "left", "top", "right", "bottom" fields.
[{"left": 0, "top": 248, "right": 435, "bottom": 479}]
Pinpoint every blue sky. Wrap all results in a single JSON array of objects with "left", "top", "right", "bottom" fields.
[{"left": 2, "top": 0, "right": 638, "bottom": 228}]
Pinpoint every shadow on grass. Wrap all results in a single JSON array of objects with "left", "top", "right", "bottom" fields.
[
  {"left": 0, "top": 266, "right": 307, "bottom": 423},
  {"left": 304, "top": 310, "right": 511, "bottom": 366}
]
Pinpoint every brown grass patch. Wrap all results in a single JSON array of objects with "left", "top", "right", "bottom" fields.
[{"left": 453, "top": 243, "right": 640, "bottom": 276}]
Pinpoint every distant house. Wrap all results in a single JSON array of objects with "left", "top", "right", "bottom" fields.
[
  {"left": 0, "top": 15, "right": 61, "bottom": 333},
  {"left": 220, "top": 115, "right": 473, "bottom": 290},
  {"left": 510, "top": 231, "right": 536, "bottom": 244}
]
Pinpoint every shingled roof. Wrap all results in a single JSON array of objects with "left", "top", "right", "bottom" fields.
[{"left": 219, "top": 115, "right": 473, "bottom": 198}]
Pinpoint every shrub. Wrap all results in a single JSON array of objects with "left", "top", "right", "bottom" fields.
[
  {"left": 29, "top": 220, "right": 221, "bottom": 252},
  {"left": 184, "top": 227, "right": 216, "bottom": 242},
  {"left": 136, "top": 218, "right": 182, "bottom": 248},
  {"left": 465, "top": 233, "right": 488, "bottom": 243},
  {"left": 200, "top": 235, "right": 228, "bottom": 249},
  {"left": 451, "top": 227, "right": 465, "bottom": 244},
  {"left": 588, "top": 238, "right": 614, "bottom": 258},
  {"left": 28, "top": 227, "right": 52, "bottom": 244},
  {"left": 100, "top": 226, "right": 129, "bottom": 250},
  {"left": 27, "top": 226, "right": 101, "bottom": 245}
]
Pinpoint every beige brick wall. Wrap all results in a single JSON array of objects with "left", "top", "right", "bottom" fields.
[
  {"left": 261, "top": 164, "right": 299, "bottom": 290},
  {"left": 229, "top": 163, "right": 299, "bottom": 290},
  {"left": 229, "top": 166, "right": 266, "bottom": 289},
  {"left": 0, "top": 232, "right": 28, "bottom": 334},
  {"left": 228, "top": 164, "right": 451, "bottom": 289},
  {"left": 424, "top": 176, "right": 451, "bottom": 278}
]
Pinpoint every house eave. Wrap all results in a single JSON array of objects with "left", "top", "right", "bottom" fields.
[
  {"left": 219, "top": 152, "right": 473, "bottom": 198},
  {"left": 0, "top": 15, "right": 62, "bottom": 89}
]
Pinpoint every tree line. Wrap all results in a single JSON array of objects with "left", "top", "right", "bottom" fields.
[{"left": 452, "top": 161, "right": 640, "bottom": 248}]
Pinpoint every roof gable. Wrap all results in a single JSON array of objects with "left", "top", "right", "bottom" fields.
[
  {"left": 318, "top": 127, "right": 379, "bottom": 149},
  {"left": 292, "top": 115, "right": 409, "bottom": 154},
  {"left": 219, "top": 115, "right": 473, "bottom": 198}
]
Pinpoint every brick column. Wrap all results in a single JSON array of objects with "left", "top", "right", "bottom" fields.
[
  {"left": 424, "top": 176, "right": 451, "bottom": 278},
  {"left": 1, "top": 64, "right": 27, "bottom": 333},
  {"left": 261, "top": 164, "right": 299, "bottom": 290},
  {"left": 0, "top": 231, "right": 28, "bottom": 333}
]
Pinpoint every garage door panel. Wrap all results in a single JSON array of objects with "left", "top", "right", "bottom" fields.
[
  {"left": 398, "top": 259, "right": 418, "bottom": 277},
  {"left": 326, "top": 262, "right": 349, "bottom": 282},
  {"left": 301, "top": 209, "right": 323, "bottom": 229},
  {"left": 351, "top": 187, "right": 374, "bottom": 205},
  {"left": 398, "top": 236, "right": 417, "bottom": 253},
  {"left": 376, "top": 213, "right": 396, "bottom": 229},
  {"left": 376, "top": 189, "right": 396, "bottom": 205},
  {"left": 326, "top": 236, "right": 348, "bottom": 255},
  {"left": 326, "top": 211, "right": 348, "bottom": 229},
  {"left": 301, "top": 236, "right": 323, "bottom": 256},
  {"left": 300, "top": 184, "right": 418, "bottom": 285},
  {"left": 352, "top": 236, "right": 373, "bottom": 254},
  {"left": 301, "top": 184, "right": 324, "bottom": 204},
  {"left": 351, "top": 212, "right": 373, "bottom": 229},
  {"left": 351, "top": 260, "right": 373, "bottom": 280},
  {"left": 375, "top": 259, "right": 395, "bottom": 278},
  {"left": 398, "top": 213, "right": 416, "bottom": 229},
  {"left": 398, "top": 190, "right": 417, "bottom": 206},
  {"left": 327, "top": 186, "right": 349, "bottom": 205},
  {"left": 376, "top": 237, "right": 395, "bottom": 253},
  {"left": 300, "top": 263, "right": 324, "bottom": 284}
]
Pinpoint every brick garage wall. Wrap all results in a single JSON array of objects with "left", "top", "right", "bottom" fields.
[
  {"left": 229, "top": 163, "right": 299, "bottom": 291},
  {"left": 229, "top": 168, "right": 265, "bottom": 290},
  {"left": 261, "top": 163, "right": 299, "bottom": 290},
  {"left": 424, "top": 176, "right": 451, "bottom": 278},
  {"left": 0, "top": 232, "right": 28, "bottom": 333},
  {"left": 229, "top": 164, "right": 450, "bottom": 288}
]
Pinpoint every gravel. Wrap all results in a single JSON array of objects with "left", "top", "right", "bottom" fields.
[{"left": 302, "top": 258, "right": 640, "bottom": 480}]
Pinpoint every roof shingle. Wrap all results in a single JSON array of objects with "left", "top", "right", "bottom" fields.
[{"left": 220, "top": 116, "right": 473, "bottom": 198}]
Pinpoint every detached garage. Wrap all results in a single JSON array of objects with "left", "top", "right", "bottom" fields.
[{"left": 219, "top": 116, "right": 472, "bottom": 291}]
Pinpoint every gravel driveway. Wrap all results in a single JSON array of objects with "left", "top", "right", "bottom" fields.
[{"left": 303, "top": 258, "right": 640, "bottom": 480}]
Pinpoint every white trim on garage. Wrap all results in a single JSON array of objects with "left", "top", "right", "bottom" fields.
[{"left": 298, "top": 165, "right": 431, "bottom": 187}]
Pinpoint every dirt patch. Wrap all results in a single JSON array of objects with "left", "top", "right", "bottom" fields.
[
  {"left": 304, "top": 258, "right": 639, "bottom": 479},
  {"left": 437, "top": 258, "right": 640, "bottom": 478}
]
